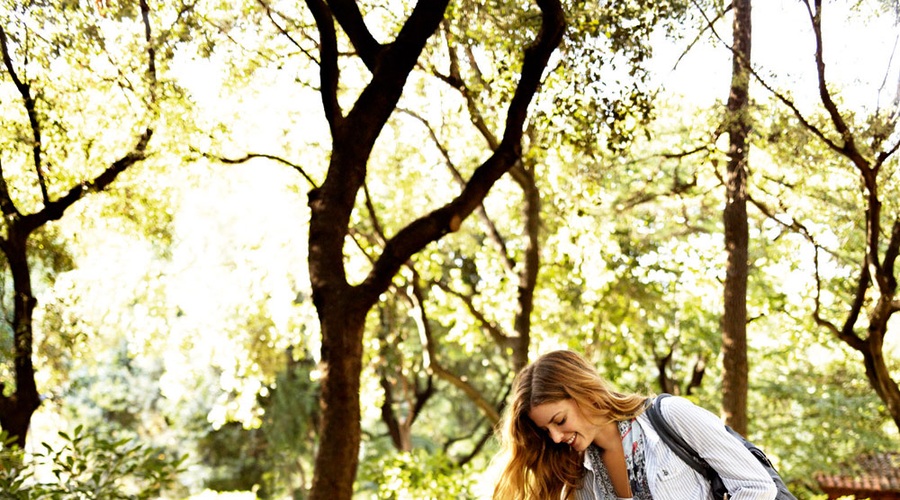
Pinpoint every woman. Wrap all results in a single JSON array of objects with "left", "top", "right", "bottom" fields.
[{"left": 492, "top": 350, "right": 777, "bottom": 500}]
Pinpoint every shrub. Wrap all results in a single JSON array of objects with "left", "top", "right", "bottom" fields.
[{"left": 0, "top": 426, "right": 185, "bottom": 499}]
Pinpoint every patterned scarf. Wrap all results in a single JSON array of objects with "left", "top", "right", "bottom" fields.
[{"left": 585, "top": 419, "right": 653, "bottom": 499}]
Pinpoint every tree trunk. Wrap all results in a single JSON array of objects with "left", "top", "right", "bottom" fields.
[
  {"left": 307, "top": 296, "right": 367, "bottom": 500},
  {"left": 0, "top": 238, "right": 40, "bottom": 449},
  {"left": 510, "top": 162, "right": 541, "bottom": 373},
  {"left": 721, "top": 0, "right": 752, "bottom": 436},
  {"left": 848, "top": 288, "right": 900, "bottom": 431},
  {"left": 861, "top": 337, "right": 900, "bottom": 431}
]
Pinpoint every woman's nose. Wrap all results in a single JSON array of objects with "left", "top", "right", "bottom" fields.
[{"left": 548, "top": 427, "right": 563, "bottom": 443}]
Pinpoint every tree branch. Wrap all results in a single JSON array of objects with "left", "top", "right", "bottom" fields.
[
  {"left": 327, "top": 0, "right": 382, "bottom": 67},
  {"left": 257, "top": 0, "right": 309, "bottom": 53},
  {"left": 206, "top": 151, "right": 321, "bottom": 189},
  {"left": 884, "top": 218, "right": 900, "bottom": 293},
  {"left": 408, "top": 277, "right": 501, "bottom": 423},
  {"left": 773, "top": 190, "right": 872, "bottom": 354},
  {"left": 655, "top": 342, "right": 678, "bottom": 395},
  {"left": 450, "top": 419, "right": 494, "bottom": 466},
  {"left": 749, "top": 161, "right": 876, "bottom": 354},
  {"left": 379, "top": 374, "right": 403, "bottom": 449},
  {"left": 619, "top": 165, "right": 700, "bottom": 211},
  {"left": 820, "top": 249, "right": 869, "bottom": 352},
  {"left": 338, "top": 0, "right": 450, "bottom": 152},
  {"left": 672, "top": 1, "right": 730, "bottom": 71},
  {"left": 499, "top": 0, "right": 564, "bottom": 144},
  {"left": 307, "top": 0, "right": 452, "bottom": 259},
  {"left": 432, "top": 280, "right": 511, "bottom": 348},
  {"left": 685, "top": 355, "right": 706, "bottom": 396},
  {"left": 804, "top": 0, "right": 864, "bottom": 167},
  {"left": 440, "top": 32, "right": 499, "bottom": 150},
  {"left": 305, "top": 0, "right": 343, "bottom": 133},
  {"left": 0, "top": 159, "right": 20, "bottom": 219},
  {"left": 140, "top": 0, "right": 157, "bottom": 104},
  {"left": 356, "top": 0, "right": 565, "bottom": 304},
  {"left": 399, "top": 108, "right": 516, "bottom": 272},
  {"left": 409, "top": 370, "right": 434, "bottom": 427},
  {"left": 747, "top": 191, "right": 842, "bottom": 262},
  {"left": 876, "top": 138, "right": 900, "bottom": 165},
  {"left": 21, "top": 129, "right": 154, "bottom": 234},
  {"left": 0, "top": 25, "right": 48, "bottom": 204}
]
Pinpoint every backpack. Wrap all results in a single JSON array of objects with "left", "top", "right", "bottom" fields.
[{"left": 646, "top": 394, "right": 797, "bottom": 500}]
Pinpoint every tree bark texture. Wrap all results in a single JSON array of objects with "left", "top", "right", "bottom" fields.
[
  {"left": 721, "top": 0, "right": 752, "bottom": 436},
  {"left": 0, "top": 236, "right": 40, "bottom": 449},
  {"left": 510, "top": 162, "right": 541, "bottom": 373}
]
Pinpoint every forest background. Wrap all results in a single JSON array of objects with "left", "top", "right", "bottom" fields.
[{"left": 0, "top": 0, "right": 899, "bottom": 498}]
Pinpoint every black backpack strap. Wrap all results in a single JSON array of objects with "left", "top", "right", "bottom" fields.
[{"left": 645, "top": 394, "right": 718, "bottom": 483}]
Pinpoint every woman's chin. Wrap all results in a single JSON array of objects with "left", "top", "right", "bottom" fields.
[{"left": 570, "top": 435, "right": 586, "bottom": 452}]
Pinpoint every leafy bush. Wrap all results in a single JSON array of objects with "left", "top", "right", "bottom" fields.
[
  {"left": 356, "top": 449, "right": 477, "bottom": 499},
  {"left": 0, "top": 426, "right": 185, "bottom": 499}
]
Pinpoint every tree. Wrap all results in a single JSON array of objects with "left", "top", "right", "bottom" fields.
[
  {"left": 721, "top": 0, "right": 752, "bottom": 435},
  {"left": 300, "top": 0, "right": 564, "bottom": 497},
  {"left": 342, "top": 0, "right": 693, "bottom": 468},
  {"left": 0, "top": 0, "right": 160, "bottom": 447},
  {"left": 753, "top": 0, "right": 900, "bottom": 431}
]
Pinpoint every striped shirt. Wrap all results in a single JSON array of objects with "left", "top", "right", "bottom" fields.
[{"left": 574, "top": 396, "right": 777, "bottom": 500}]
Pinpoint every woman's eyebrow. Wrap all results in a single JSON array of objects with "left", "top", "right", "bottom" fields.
[
  {"left": 533, "top": 410, "right": 562, "bottom": 430},
  {"left": 546, "top": 411, "right": 562, "bottom": 426}
]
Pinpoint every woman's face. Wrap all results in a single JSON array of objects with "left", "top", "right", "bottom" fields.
[{"left": 527, "top": 398, "right": 598, "bottom": 452}]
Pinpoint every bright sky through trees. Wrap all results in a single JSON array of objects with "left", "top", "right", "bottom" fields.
[{"left": 652, "top": 1, "right": 899, "bottom": 112}]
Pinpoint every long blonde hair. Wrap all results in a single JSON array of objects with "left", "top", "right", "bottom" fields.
[{"left": 492, "top": 350, "right": 649, "bottom": 500}]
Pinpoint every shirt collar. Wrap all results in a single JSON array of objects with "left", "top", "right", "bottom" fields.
[{"left": 582, "top": 447, "right": 593, "bottom": 470}]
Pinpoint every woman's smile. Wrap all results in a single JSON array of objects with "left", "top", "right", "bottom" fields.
[{"left": 528, "top": 399, "right": 598, "bottom": 452}]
